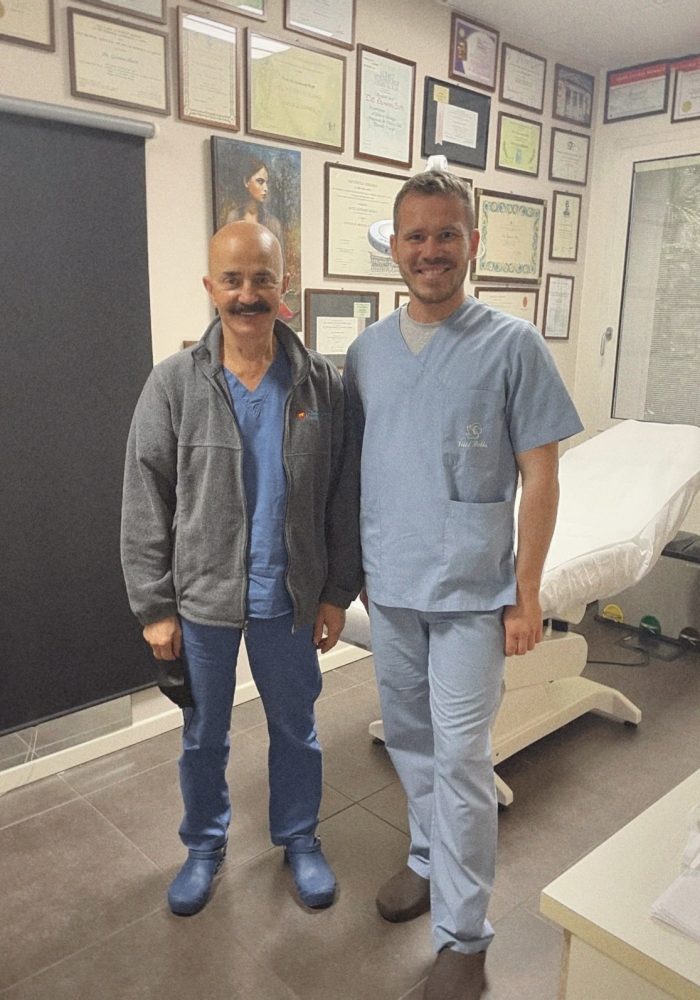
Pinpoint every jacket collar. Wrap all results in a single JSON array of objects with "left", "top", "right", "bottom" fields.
[{"left": 193, "top": 315, "right": 310, "bottom": 385}]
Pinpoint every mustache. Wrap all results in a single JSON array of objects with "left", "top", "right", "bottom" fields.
[{"left": 227, "top": 301, "right": 271, "bottom": 315}]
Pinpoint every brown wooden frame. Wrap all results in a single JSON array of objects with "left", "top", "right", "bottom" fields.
[
  {"left": 549, "top": 190, "right": 582, "bottom": 262},
  {"left": 499, "top": 43, "right": 546, "bottom": 114},
  {"left": 542, "top": 273, "right": 574, "bottom": 340},
  {"left": 449, "top": 12, "right": 499, "bottom": 91},
  {"left": 68, "top": 7, "right": 170, "bottom": 116},
  {"left": 355, "top": 45, "right": 416, "bottom": 168},
  {"left": 177, "top": 7, "right": 239, "bottom": 131},
  {"left": 0, "top": 0, "right": 55, "bottom": 50},
  {"left": 495, "top": 111, "right": 542, "bottom": 177},
  {"left": 284, "top": 0, "right": 354, "bottom": 49}
]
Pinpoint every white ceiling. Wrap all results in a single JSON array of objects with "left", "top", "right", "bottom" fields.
[{"left": 435, "top": 0, "right": 700, "bottom": 70}]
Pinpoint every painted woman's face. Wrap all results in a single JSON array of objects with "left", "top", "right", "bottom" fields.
[{"left": 245, "top": 167, "right": 269, "bottom": 203}]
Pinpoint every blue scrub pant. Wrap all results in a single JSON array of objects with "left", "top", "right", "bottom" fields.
[
  {"left": 178, "top": 614, "right": 323, "bottom": 856},
  {"left": 369, "top": 602, "right": 505, "bottom": 955}
]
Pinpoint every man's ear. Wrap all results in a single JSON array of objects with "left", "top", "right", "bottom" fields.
[
  {"left": 469, "top": 229, "right": 480, "bottom": 261},
  {"left": 390, "top": 234, "right": 398, "bottom": 264}
]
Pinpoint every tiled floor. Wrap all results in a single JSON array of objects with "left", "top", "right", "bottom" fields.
[{"left": 2, "top": 609, "right": 699, "bottom": 999}]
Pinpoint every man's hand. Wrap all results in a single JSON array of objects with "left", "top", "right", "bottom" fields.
[
  {"left": 502, "top": 594, "right": 543, "bottom": 656},
  {"left": 313, "top": 603, "right": 346, "bottom": 654},
  {"left": 143, "top": 616, "right": 182, "bottom": 661}
]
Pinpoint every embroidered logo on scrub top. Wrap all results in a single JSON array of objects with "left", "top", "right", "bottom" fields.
[
  {"left": 458, "top": 424, "right": 486, "bottom": 448},
  {"left": 295, "top": 409, "right": 322, "bottom": 421}
]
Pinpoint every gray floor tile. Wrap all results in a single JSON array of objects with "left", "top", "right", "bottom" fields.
[
  {"left": 333, "top": 653, "right": 376, "bottom": 685},
  {"left": 0, "top": 798, "right": 167, "bottom": 991},
  {"left": 0, "top": 774, "right": 78, "bottom": 830},
  {"left": 316, "top": 683, "right": 397, "bottom": 801},
  {"left": 87, "top": 732, "right": 275, "bottom": 872},
  {"left": 1, "top": 907, "right": 302, "bottom": 1000},
  {"left": 209, "top": 805, "right": 432, "bottom": 1000},
  {"left": 486, "top": 905, "right": 564, "bottom": 999},
  {"left": 60, "top": 727, "right": 183, "bottom": 796},
  {"left": 360, "top": 779, "right": 409, "bottom": 835}
]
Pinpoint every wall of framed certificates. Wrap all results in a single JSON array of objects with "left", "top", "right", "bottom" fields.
[{"left": 3, "top": 0, "right": 698, "bottom": 379}]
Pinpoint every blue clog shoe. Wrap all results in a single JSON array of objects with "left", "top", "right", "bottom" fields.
[
  {"left": 284, "top": 839, "right": 337, "bottom": 909},
  {"left": 167, "top": 844, "right": 226, "bottom": 916}
]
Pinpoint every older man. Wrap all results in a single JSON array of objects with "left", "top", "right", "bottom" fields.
[{"left": 121, "top": 222, "right": 360, "bottom": 916}]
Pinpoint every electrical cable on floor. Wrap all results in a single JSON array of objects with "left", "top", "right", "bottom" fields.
[{"left": 587, "top": 616, "right": 651, "bottom": 667}]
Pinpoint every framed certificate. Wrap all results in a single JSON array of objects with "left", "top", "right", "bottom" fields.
[
  {"left": 284, "top": 0, "right": 354, "bottom": 49},
  {"left": 671, "top": 54, "right": 700, "bottom": 123},
  {"left": 604, "top": 61, "right": 669, "bottom": 123},
  {"left": 421, "top": 76, "right": 490, "bottom": 171},
  {"left": 304, "top": 289, "right": 378, "bottom": 365},
  {"left": 0, "top": 0, "right": 55, "bottom": 49},
  {"left": 78, "top": 0, "right": 165, "bottom": 23},
  {"left": 395, "top": 291, "right": 410, "bottom": 309},
  {"left": 549, "top": 190, "right": 581, "bottom": 262},
  {"left": 211, "top": 136, "right": 302, "bottom": 332},
  {"left": 178, "top": 9, "right": 239, "bottom": 130},
  {"left": 356, "top": 46, "right": 416, "bottom": 168},
  {"left": 542, "top": 274, "right": 574, "bottom": 340},
  {"left": 246, "top": 30, "right": 345, "bottom": 152},
  {"left": 68, "top": 8, "right": 169, "bottom": 115},
  {"left": 553, "top": 63, "right": 594, "bottom": 127},
  {"left": 449, "top": 12, "right": 499, "bottom": 92},
  {"left": 325, "top": 163, "right": 405, "bottom": 282},
  {"left": 549, "top": 127, "right": 589, "bottom": 186},
  {"left": 472, "top": 189, "right": 546, "bottom": 285},
  {"left": 191, "top": 0, "right": 265, "bottom": 19},
  {"left": 499, "top": 44, "right": 546, "bottom": 114},
  {"left": 495, "top": 112, "right": 541, "bottom": 177},
  {"left": 474, "top": 286, "right": 538, "bottom": 324}
]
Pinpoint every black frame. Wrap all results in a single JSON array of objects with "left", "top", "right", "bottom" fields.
[{"left": 422, "top": 76, "right": 490, "bottom": 171}]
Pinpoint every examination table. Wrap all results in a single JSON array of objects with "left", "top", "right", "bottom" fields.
[{"left": 341, "top": 420, "right": 700, "bottom": 805}]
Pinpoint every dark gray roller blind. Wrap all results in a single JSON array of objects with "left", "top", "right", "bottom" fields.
[{"left": 0, "top": 111, "right": 155, "bottom": 735}]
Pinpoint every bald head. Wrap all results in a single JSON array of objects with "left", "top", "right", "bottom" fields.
[
  {"left": 208, "top": 221, "right": 283, "bottom": 279},
  {"left": 203, "top": 220, "right": 289, "bottom": 341}
]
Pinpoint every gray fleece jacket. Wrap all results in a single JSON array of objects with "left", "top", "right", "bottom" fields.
[{"left": 121, "top": 317, "right": 362, "bottom": 629}]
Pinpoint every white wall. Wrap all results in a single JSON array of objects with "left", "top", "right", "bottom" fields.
[
  {"left": 575, "top": 81, "right": 700, "bottom": 531},
  {"left": 0, "top": 0, "right": 597, "bottom": 392}
]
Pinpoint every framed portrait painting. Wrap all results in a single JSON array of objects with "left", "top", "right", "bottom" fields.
[{"left": 211, "top": 136, "right": 302, "bottom": 332}]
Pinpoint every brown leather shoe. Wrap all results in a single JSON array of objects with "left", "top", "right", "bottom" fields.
[
  {"left": 423, "top": 949, "right": 486, "bottom": 1000},
  {"left": 376, "top": 866, "right": 430, "bottom": 922}
]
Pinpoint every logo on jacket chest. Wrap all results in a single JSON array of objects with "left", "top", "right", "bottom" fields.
[{"left": 457, "top": 424, "right": 487, "bottom": 448}]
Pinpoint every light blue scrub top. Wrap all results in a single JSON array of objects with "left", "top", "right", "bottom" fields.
[
  {"left": 344, "top": 298, "right": 583, "bottom": 613},
  {"left": 224, "top": 349, "right": 293, "bottom": 618}
]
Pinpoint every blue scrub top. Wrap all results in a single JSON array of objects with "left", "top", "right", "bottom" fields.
[
  {"left": 344, "top": 298, "right": 583, "bottom": 613},
  {"left": 224, "top": 348, "right": 293, "bottom": 618}
]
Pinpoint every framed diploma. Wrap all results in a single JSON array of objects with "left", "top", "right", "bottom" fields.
[
  {"left": 78, "top": 0, "right": 165, "bottom": 23},
  {"left": 325, "top": 163, "right": 405, "bottom": 282},
  {"left": 246, "top": 30, "right": 345, "bottom": 152},
  {"left": 304, "top": 289, "right": 378, "bottom": 365},
  {"left": 68, "top": 8, "right": 169, "bottom": 115},
  {"left": 542, "top": 274, "right": 574, "bottom": 340},
  {"left": 471, "top": 189, "right": 546, "bottom": 285},
  {"left": 474, "top": 286, "right": 538, "bottom": 325},
  {"left": 0, "top": 0, "right": 55, "bottom": 49},
  {"left": 191, "top": 0, "right": 265, "bottom": 19},
  {"left": 549, "top": 190, "right": 581, "bottom": 262},
  {"left": 449, "top": 13, "right": 498, "bottom": 92},
  {"left": 671, "top": 55, "right": 700, "bottom": 123},
  {"left": 549, "top": 127, "right": 589, "bottom": 186},
  {"left": 499, "top": 44, "right": 546, "bottom": 114},
  {"left": 495, "top": 112, "right": 541, "bottom": 177},
  {"left": 421, "top": 76, "right": 490, "bottom": 171},
  {"left": 178, "top": 9, "right": 238, "bottom": 130},
  {"left": 356, "top": 46, "right": 416, "bottom": 168},
  {"left": 394, "top": 291, "right": 410, "bottom": 309},
  {"left": 552, "top": 63, "right": 594, "bottom": 128},
  {"left": 604, "top": 61, "right": 669, "bottom": 123},
  {"left": 284, "top": 0, "right": 354, "bottom": 49}
]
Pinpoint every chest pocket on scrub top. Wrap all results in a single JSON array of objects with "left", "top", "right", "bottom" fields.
[{"left": 441, "top": 388, "right": 504, "bottom": 503}]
